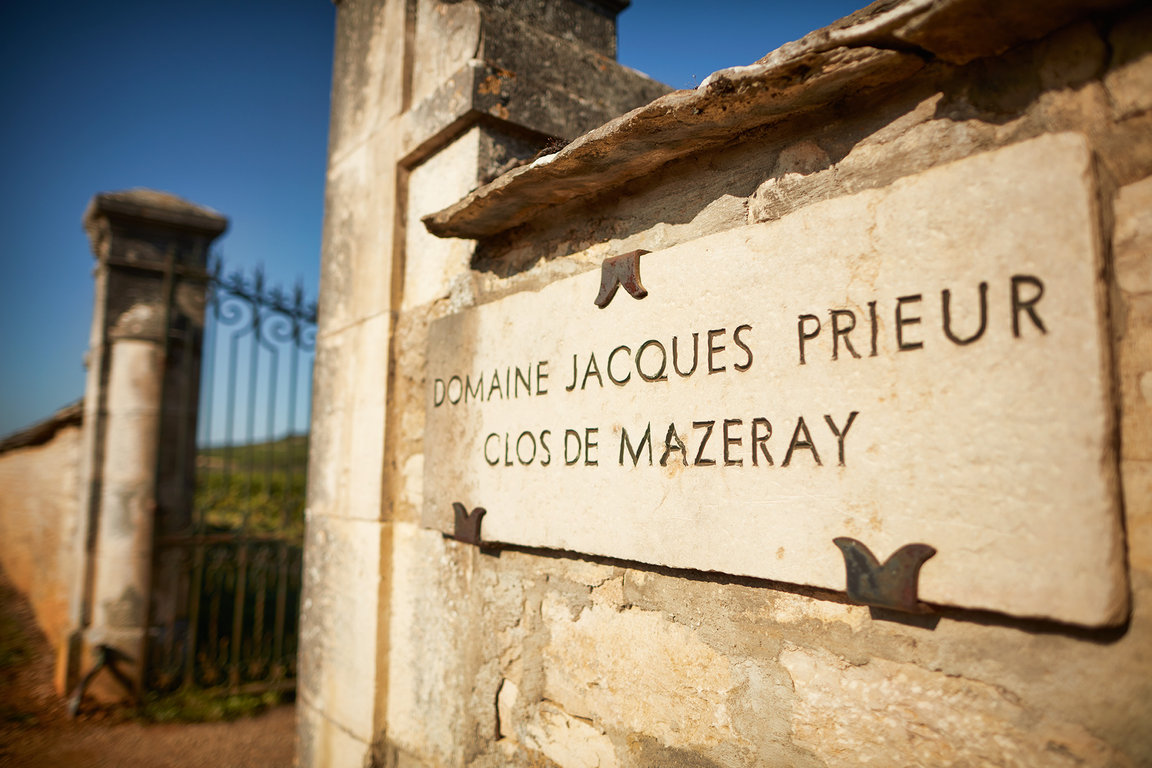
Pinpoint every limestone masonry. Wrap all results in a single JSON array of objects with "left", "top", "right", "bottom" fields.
[{"left": 301, "top": 0, "right": 1152, "bottom": 765}]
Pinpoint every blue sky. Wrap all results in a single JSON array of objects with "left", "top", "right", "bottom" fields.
[{"left": 0, "top": 0, "right": 862, "bottom": 437}]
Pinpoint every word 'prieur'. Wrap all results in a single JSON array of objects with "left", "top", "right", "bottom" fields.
[{"left": 797, "top": 275, "right": 1047, "bottom": 364}]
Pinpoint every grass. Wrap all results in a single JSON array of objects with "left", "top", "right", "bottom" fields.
[
  {"left": 139, "top": 689, "right": 286, "bottom": 723},
  {"left": 195, "top": 434, "right": 308, "bottom": 537}
]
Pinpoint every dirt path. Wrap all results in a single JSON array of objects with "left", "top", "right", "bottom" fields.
[{"left": 0, "top": 573, "right": 296, "bottom": 768}]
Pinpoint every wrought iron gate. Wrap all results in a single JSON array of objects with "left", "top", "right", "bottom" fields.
[{"left": 148, "top": 261, "right": 316, "bottom": 694}]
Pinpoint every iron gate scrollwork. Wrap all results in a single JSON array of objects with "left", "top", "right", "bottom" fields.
[{"left": 148, "top": 260, "right": 316, "bottom": 694}]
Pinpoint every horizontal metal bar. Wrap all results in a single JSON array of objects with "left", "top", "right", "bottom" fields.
[{"left": 156, "top": 533, "right": 303, "bottom": 547}]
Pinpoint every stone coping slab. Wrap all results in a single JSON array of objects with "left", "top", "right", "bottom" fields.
[{"left": 423, "top": 0, "right": 1134, "bottom": 241}]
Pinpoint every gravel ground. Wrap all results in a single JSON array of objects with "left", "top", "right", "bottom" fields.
[{"left": 0, "top": 572, "right": 297, "bottom": 768}]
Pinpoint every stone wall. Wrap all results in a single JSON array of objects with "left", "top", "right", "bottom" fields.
[
  {"left": 305, "top": 1, "right": 1152, "bottom": 765},
  {"left": 0, "top": 405, "right": 83, "bottom": 667}
]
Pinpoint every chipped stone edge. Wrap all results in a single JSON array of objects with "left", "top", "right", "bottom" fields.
[
  {"left": 422, "top": 42, "right": 920, "bottom": 240},
  {"left": 418, "top": 0, "right": 945, "bottom": 240},
  {"left": 421, "top": 0, "right": 1138, "bottom": 241}
]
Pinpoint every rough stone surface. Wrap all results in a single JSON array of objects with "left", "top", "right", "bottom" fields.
[
  {"left": 423, "top": 0, "right": 1143, "bottom": 240},
  {"left": 0, "top": 423, "right": 82, "bottom": 657},
  {"left": 399, "top": 3, "right": 667, "bottom": 168},
  {"left": 404, "top": 127, "right": 483, "bottom": 310},
  {"left": 780, "top": 643, "right": 1130, "bottom": 767},
  {"left": 306, "top": 1, "right": 1152, "bottom": 766},
  {"left": 298, "top": 514, "right": 386, "bottom": 742},
  {"left": 541, "top": 597, "right": 735, "bottom": 747},
  {"left": 1104, "top": 6, "right": 1152, "bottom": 119},
  {"left": 424, "top": 45, "right": 924, "bottom": 239},
  {"left": 1114, "top": 175, "right": 1152, "bottom": 296}
]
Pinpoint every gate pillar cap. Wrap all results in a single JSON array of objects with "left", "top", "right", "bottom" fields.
[{"left": 84, "top": 188, "right": 228, "bottom": 243}]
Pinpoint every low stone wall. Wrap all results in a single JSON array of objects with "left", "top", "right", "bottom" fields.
[{"left": 0, "top": 404, "right": 83, "bottom": 669}]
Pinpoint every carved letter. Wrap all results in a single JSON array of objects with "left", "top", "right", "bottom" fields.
[
  {"left": 465, "top": 374, "right": 483, "bottom": 402},
  {"left": 565, "top": 355, "right": 578, "bottom": 392},
  {"left": 582, "top": 353, "right": 604, "bottom": 389},
  {"left": 489, "top": 369, "right": 504, "bottom": 400},
  {"left": 752, "top": 418, "right": 773, "bottom": 466},
  {"left": 585, "top": 428, "right": 599, "bottom": 466},
  {"left": 660, "top": 423, "right": 688, "bottom": 467},
  {"left": 733, "top": 325, "right": 753, "bottom": 372},
  {"left": 798, "top": 314, "right": 821, "bottom": 364},
  {"left": 723, "top": 419, "right": 743, "bottom": 466},
  {"left": 1011, "top": 275, "right": 1047, "bottom": 337},
  {"left": 564, "top": 429, "right": 581, "bottom": 465},
  {"left": 515, "top": 366, "right": 531, "bottom": 397},
  {"left": 636, "top": 340, "right": 668, "bottom": 382},
  {"left": 672, "top": 333, "right": 699, "bottom": 377},
  {"left": 516, "top": 431, "right": 537, "bottom": 465},
  {"left": 608, "top": 345, "right": 632, "bottom": 385},
  {"left": 831, "top": 310, "right": 861, "bottom": 360},
  {"left": 540, "top": 430, "right": 552, "bottom": 466},
  {"left": 619, "top": 423, "right": 653, "bottom": 467},
  {"left": 782, "top": 417, "right": 822, "bottom": 467},
  {"left": 708, "top": 329, "right": 726, "bottom": 374},
  {"left": 824, "top": 411, "right": 859, "bottom": 467},
  {"left": 895, "top": 295, "right": 923, "bottom": 351},
  {"left": 693, "top": 421, "right": 716, "bottom": 466},
  {"left": 942, "top": 282, "right": 988, "bottom": 345},
  {"left": 536, "top": 360, "right": 549, "bottom": 395}
]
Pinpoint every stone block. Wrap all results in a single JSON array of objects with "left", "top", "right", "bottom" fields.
[
  {"left": 403, "top": 127, "right": 481, "bottom": 310},
  {"left": 327, "top": 0, "right": 408, "bottom": 164},
  {"left": 385, "top": 522, "right": 482, "bottom": 764},
  {"left": 780, "top": 642, "right": 1128, "bottom": 767},
  {"left": 298, "top": 697, "right": 372, "bottom": 768},
  {"left": 521, "top": 700, "right": 619, "bottom": 768},
  {"left": 409, "top": 0, "right": 484, "bottom": 109},
  {"left": 1115, "top": 175, "right": 1152, "bottom": 296},
  {"left": 1119, "top": 291, "right": 1152, "bottom": 462},
  {"left": 318, "top": 137, "right": 397, "bottom": 337},
  {"left": 298, "top": 514, "right": 385, "bottom": 741},
  {"left": 423, "top": 133, "right": 1126, "bottom": 626},
  {"left": 541, "top": 596, "right": 735, "bottom": 748},
  {"left": 1105, "top": 7, "right": 1152, "bottom": 120},
  {"left": 1124, "top": 460, "right": 1152, "bottom": 574},
  {"left": 476, "top": 0, "right": 619, "bottom": 58},
  {"left": 0, "top": 426, "right": 82, "bottom": 660},
  {"left": 306, "top": 312, "right": 390, "bottom": 522}
]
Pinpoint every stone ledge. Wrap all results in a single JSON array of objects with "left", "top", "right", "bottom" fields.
[{"left": 423, "top": 0, "right": 1137, "bottom": 240}]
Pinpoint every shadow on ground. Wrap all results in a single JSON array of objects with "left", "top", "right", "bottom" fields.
[{"left": 0, "top": 571, "right": 296, "bottom": 768}]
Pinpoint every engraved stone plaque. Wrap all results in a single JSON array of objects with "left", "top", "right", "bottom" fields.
[{"left": 423, "top": 133, "right": 1126, "bottom": 626}]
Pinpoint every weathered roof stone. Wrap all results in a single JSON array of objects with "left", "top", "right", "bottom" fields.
[
  {"left": 424, "top": 0, "right": 1134, "bottom": 240},
  {"left": 84, "top": 188, "right": 229, "bottom": 237},
  {"left": 0, "top": 401, "right": 83, "bottom": 455}
]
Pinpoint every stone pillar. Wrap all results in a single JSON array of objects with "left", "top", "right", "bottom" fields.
[
  {"left": 299, "top": 0, "right": 667, "bottom": 764},
  {"left": 62, "top": 189, "right": 227, "bottom": 700}
]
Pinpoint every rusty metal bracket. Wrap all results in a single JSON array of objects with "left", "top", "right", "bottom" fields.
[
  {"left": 450, "top": 502, "right": 486, "bottom": 545},
  {"left": 67, "top": 644, "right": 137, "bottom": 717},
  {"left": 594, "top": 249, "right": 650, "bottom": 308},
  {"left": 833, "top": 537, "right": 936, "bottom": 613}
]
